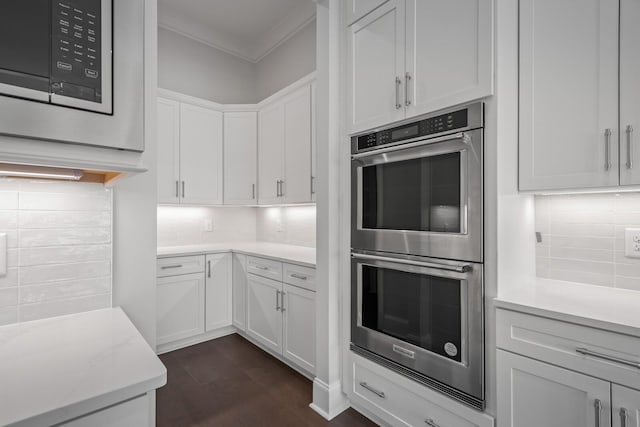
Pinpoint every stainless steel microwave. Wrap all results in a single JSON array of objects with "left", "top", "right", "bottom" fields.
[{"left": 351, "top": 103, "right": 484, "bottom": 263}]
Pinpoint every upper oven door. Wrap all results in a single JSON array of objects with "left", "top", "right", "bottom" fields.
[{"left": 351, "top": 129, "right": 483, "bottom": 262}]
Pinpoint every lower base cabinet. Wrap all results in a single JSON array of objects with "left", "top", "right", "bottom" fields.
[
  {"left": 157, "top": 272, "right": 205, "bottom": 345},
  {"left": 282, "top": 283, "right": 316, "bottom": 373},
  {"left": 205, "top": 253, "right": 232, "bottom": 332},
  {"left": 247, "top": 274, "right": 283, "bottom": 355},
  {"left": 612, "top": 384, "right": 640, "bottom": 427},
  {"left": 232, "top": 253, "right": 248, "bottom": 331}
]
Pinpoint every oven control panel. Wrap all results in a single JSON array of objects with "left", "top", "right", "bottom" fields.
[
  {"left": 356, "top": 108, "right": 469, "bottom": 151},
  {"left": 51, "top": 0, "right": 103, "bottom": 103}
]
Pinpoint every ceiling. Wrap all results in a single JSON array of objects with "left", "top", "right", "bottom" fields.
[{"left": 158, "top": 0, "right": 317, "bottom": 63}]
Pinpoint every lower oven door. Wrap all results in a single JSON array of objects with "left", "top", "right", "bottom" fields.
[{"left": 351, "top": 251, "right": 484, "bottom": 407}]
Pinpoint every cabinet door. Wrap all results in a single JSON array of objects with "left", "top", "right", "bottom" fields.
[
  {"left": 283, "top": 85, "right": 312, "bottom": 204},
  {"left": 620, "top": 0, "right": 640, "bottom": 186},
  {"left": 179, "top": 103, "right": 224, "bottom": 205},
  {"left": 157, "top": 272, "right": 205, "bottom": 345},
  {"left": 497, "top": 350, "right": 611, "bottom": 427},
  {"left": 405, "top": 0, "right": 492, "bottom": 118},
  {"left": 282, "top": 284, "right": 315, "bottom": 374},
  {"left": 258, "top": 102, "right": 285, "bottom": 204},
  {"left": 224, "top": 112, "right": 258, "bottom": 205},
  {"left": 311, "top": 82, "right": 317, "bottom": 202},
  {"left": 347, "top": 0, "right": 406, "bottom": 134},
  {"left": 346, "top": 0, "right": 389, "bottom": 25},
  {"left": 157, "top": 98, "right": 181, "bottom": 204},
  {"left": 205, "top": 253, "right": 232, "bottom": 332},
  {"left": 613, "top": 385, "right": 640, "bottom": 427},
  {"left": 232, "top": 253, "right": 248, "bottom": 331},
  {"left": 246, "top": 274, "right": 283, "bottom": 354},
  {"left": 519, "top": 0, "right": 619, "bottom": 191}
]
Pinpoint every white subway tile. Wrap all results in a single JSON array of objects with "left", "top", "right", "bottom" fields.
[
  {"left": 549, "top": 236, "right": 615, "bottom": 250},
  {"left": 7, "top": 249, "right": 17, "bottom": 268},
  {"left": 19, "top": 245, "right": 110, "bottom": 267},
  {"left": 20, "top": 261, "right": 111, "bottom": 285},
  {"left": 0, "top": 269, "right": 18, "bottom": 288},
  {"left": 550, "top": 247, "right": 614, "bottom": 263},
  {"left": 548, "top": 258, "right": 614, "bottom": 275},
  {"left": 0, "top": 230, "right": 19, "bottom": 248},
  {"left": 547, "top": 269, "right": 614, "bottom": 287},
  {"left": 19, "top": 211, "right": 111, "bottom": 229},
  {"left": 19, "top": 294, "right": 111, "bottom": 322},
  {"left": 0, "top": 211, "right": 18, "bottom": 228},
  {"left": 0, "top": 306, "right": 17, "bottom": 326},
  {"left": 0, "top": 192, "right": 18, "bottom": 209},
  {"left": 19, "top": 192, "right": 111, "bottom": 211},
  {"left": 615, "top": 263, "right": 640, "bottom": 279},
  {"left": 615, "top": 276, "right": 640, "bottom": 291},
  {"left": 615, "top": 212, "right": 640, "bottom": 225},
  {"left": 0, "top": 287, "right": 18, "bottom": 308},
  {"left": 549, "top": 223, "right": 615, "bottom": 237},
  {"left": 19, "top": 277, "right": 110, "bottom": 304},
  {"left": 19, "top": 228, "right": 110, "bottom": 247}
]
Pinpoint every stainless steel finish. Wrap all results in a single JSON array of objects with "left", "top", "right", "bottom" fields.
[
  {"left": 351, "top": 252, "right": 472, "bottom": 273},
  {"left": 276, "top": 290, "right": 281, "bottom": 311},
  {"left": 181, "top": 181, "right": 185, "bottom": 198},
  {"left": 395, "top": 77, "right": 402, "bottom": 109},
  {"left": 252, "top": 183, "right": 256, "bottom": 199},
  {"left": 393, "top": 344, "right": 415, "bottom": 359},
  {"left": 425, "top": 419, "right": 440, "bottom": 427},
  {"left": 351, "top": 250, "right": 484, "bottom": 401},
  {"left": 351, "top": 127, "right": 483, "bottom": 262},
  {"left": 207, "top": 260, "right": 211, "bottom": 278},
  {"left": 175, "top": 181, "right": 179, "bottom": 198},
  {"left": 0, "top": 82, "right": 50, "bottom": 102},
  {"left": 280, "top": 291, "right": 286, "bottom": 312},
  {"left": 627, "top": 125, "right": 634, "bottom": 169},
  {"left": 161, "top": 264, "right": 183, "bottom": 270},
  {"left": 621, "top": 408, "right": 629, "bottom": 427},
  {"left": 290, "top": 273, "right": 308, "bottom": 280},
  {"left": 576, "top": 347, "right": 640, "bottom": 369},
  {"left": 594, "top": 399, "right": 602, "bottom": 427},
  {"left": 351, "top": 132, "right": 466, "bottom": 160},
  {"left": 359, "top": 382, "right": 386, "bottom": 399},
  {"left": 605, "top": 128, "right": 612, "bottom": 171},
  {"left": 405, "top": 72, "right": 412, "bottom": 106}
]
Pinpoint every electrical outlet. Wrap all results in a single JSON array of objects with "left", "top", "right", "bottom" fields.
[
  {"left": 625, "top": 228, "right": 640, "bottom": 258},
  {"left": 204, "top": 219, "right": 213, "bottom": 232}
]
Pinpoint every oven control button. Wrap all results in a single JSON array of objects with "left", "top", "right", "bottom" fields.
[{"left": 444, "top": 342, "right": 458, "bottom": 357}]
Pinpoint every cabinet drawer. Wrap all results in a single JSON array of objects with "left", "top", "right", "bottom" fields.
[
  {"left": 157, "top": 255, "right": 206, "bottom": 277},
  {"left": 352, "top": 356, "right": 493, "bottom": 427},
  {"left": 247, "top": 256, "right": 282, "bottom": 281},
  {"left": 283, "top": 263, "right": 315, "bottom": 291},
  {"left": 497, "top": 309, "right": 640, "bottom": 390}
]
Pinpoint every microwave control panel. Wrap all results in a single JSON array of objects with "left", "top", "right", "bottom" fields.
[
  {"left": 51, "top": 0, "right": 103, "bottom": 103},
  {"left": 356, "top": 109, "right": 469, "bottom": 151}
]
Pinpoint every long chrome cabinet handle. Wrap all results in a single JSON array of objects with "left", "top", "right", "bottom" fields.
[
  {"left": 424, "top": 418, "right": 440, "bottom": 427},
  {"left": 207, "top": 260, "right": 211, "bottom": 278},
  {"left": 161, "top": 264, "right": 182, "bottom": 270},
  {"left": 311, "top": 176, "right": 316, "bottom": 195},
  {"left": 627, "top": 125, "right": 634, "bottom": 169},
  {"left": 605, "top": 128, "right": 612, "bottom": 171},
  {"left": 276, "top": 290, "right": 281, "bottom": 311},
  {"left": 276, "top": 180, "right": 279, "bottom": 197},
  {"left": 621, "top": 408, "right": 628, "bottom": 427},
  {"left": 594, "top": 399, "right": 602, "bottom": 427},
  {"left": 290, "top": 273, "right": 308, "bottom": 280},
  {"left": 395, "top": 77, "right": 402, "bottom": 109},
  {"left": 405, "top": 72, "right": 412, "bottom": 106},
  {"left": 280, "top": 180, "right": 284, "bottom": 197},
  {"left": 181, "top": 181, "right": 185, "bottom": 198},
  {"left": 280, "top": 291, "right": 286, "bottom": 312},
  {"left": 359, "top": 382, "right": 385, "bottom": 398},
  {"left": 352, "top": 132, "right": 467, "bottom": 160},
  {"left": 351, "top": 252, "right": 472, "bottom": 273},
  {"left": 252, "top": 183, "right": 256, "bottom": 199},
  {"left": 576, "top": 347, "right": 640, "bottom": 369},
  {"left": 175, "top": 180, "right": 179, "bottom": 198}
]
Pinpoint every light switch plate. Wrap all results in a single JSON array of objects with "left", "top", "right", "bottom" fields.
[
  {"left": 204, "top": 219, "right": 213, "bottom": 232},
  {"left": 624, "top": 228, "right": 640, "bottom": 258}
]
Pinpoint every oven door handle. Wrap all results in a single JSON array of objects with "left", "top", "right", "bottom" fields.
[
  {"left": 351, "top": 253, "right": 472, "bottom": 273},
  {"left": 351, "top": 132, "right": 469, "bottom": 160}
]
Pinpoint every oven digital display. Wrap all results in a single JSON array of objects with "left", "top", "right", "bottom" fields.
[{"left": 391, "top": 125, "right": 419, "bottom": 141}]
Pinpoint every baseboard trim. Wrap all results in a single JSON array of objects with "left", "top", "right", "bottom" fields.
[
  {"left": 156, "top": 326, "right": 237, "bottom": 355},
  {"left": 310, "top": 378, "right": 351, "bottom": 420}
]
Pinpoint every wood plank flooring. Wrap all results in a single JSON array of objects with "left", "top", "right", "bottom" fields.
[{"left": 157, "top": 334, "right": 378, "bottom": 427}]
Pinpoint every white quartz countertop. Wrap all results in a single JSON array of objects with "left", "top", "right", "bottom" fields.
[
  {"left": 157, "top": 242, "right": 316, "bottom": 267},
  {"left": 0, "top": 307, "right": 167, "bottom": 427},
  {"left": 495, "top": 278, "right": 640, "bottom": 337}
]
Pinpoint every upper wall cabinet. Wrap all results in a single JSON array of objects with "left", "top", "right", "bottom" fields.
[
  {"left": 157, "top": 97, "right": 223, "bottom": 205},
  {"left": 346, "top": 0, "right": 493, "bottom": 134},
  {"left": 519, "top": 0, "right": 620, "bottom": 191},
  {"left": 224, "top": 112, "right": 258, "bottom": 205},
  {"left": 620, "top": 0, "right": 640, "bottom": 186},
  {"left": 258, "top": 85, "right": 313, "bottom": 205}
]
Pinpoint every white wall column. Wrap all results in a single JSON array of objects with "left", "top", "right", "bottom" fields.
[{"left": 311, "top": 0, "right": 350, "bottom": 420}]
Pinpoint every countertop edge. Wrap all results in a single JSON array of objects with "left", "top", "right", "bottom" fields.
[{"left": 157, "top": 245, "right": 316, "bottom": 268}]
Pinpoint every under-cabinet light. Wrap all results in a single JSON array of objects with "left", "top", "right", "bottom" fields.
[{"left": 0, "top": 163, "right": 83, "bottom": 181}]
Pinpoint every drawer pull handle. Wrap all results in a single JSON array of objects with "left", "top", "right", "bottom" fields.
[
  {"left": 359, "top": 382, "right": 385, "bottom": 398},
  {"left": 290, "top": 273, "right": 307, "bottom": 280},
  {"left": 161, "top": 264, "right": 183, "bottom": 269},
  {"left": 594, "top": 399, "right": 602, "bottom": 427},
  {"left": 255, "top": 265, "right": 269, "bottom": 270},
  {"left": 576, "top": 347, "right": 640, "bottom": 369},
  {"left": 621, "top": 408, "right": 629, "bottom": 427},
  {"left": 425, "top": 419, "right": 441, "bottom": 427}
]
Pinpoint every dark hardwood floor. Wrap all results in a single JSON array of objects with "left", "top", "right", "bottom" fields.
[{"left": 157, "top": 334, "right": 378, "bottom": 427}]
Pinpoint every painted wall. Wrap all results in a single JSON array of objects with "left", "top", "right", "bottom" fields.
[
  {"left": 256, "top": 20, "right": 317, "bottom": 101},
  {"left": 158, "top": 27, "right": 257, "bottom": 104},
  {"left": 535, "top": 193, "right": 640, "bottom": 291},
  {"left": 0, "top": 180, "right": 112, "bottom": 326}
]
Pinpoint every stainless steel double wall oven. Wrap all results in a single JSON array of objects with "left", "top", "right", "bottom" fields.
[{"left": 350, "top": 103, "right": 485, "bottom": 409}]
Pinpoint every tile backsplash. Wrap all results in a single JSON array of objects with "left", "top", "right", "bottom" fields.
[
  {"left": 0, "top": 179, "right": 112, "bottom": 326},
  {"left": 256, "top": 206, "right": 316, "bottom": 248},
  {"left": 535, "top": 192, "right": 640, "bottom": 291}
]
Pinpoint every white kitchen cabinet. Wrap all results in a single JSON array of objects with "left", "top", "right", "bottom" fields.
[
  {"left": 346, "top": 0, "right": 389, "bottom": 24},
  {"left": 519, "top": 0, "right": 620, "bottom": 191},
  {"left": 620, "top": 0, "right": 640, "bottom": 186},
  {"left": 156, "top": 97, "right": 224, "bottom": 205},
  {"left": 232, "top": 253, "right": 248, "bottom": 331},
  {"left": 246, "top": 274, "right": 283, "bottom": 355},
  {"left": 612, "top": 385, "right": 640, "bottom": 427},
  {"left": 258, "top": 102, "right": 285, "bottom": 205},
  {"left": 205, "top": 253, "right": 232, "bottom": 332},
  {"left": 156, "top": 272, "right": 205, "bottom": 345},
  {"left": 224, "top": 111, "right": 258, "bottom": 205},
  {"left": 346, "top": 0, "right": 493, "bottom": 134},
  {"left": 497, "top": 350, "right": 611, "bottom": 427},
  {"left": 282, "top": 283, "right": 316, "bottom": 374}
]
